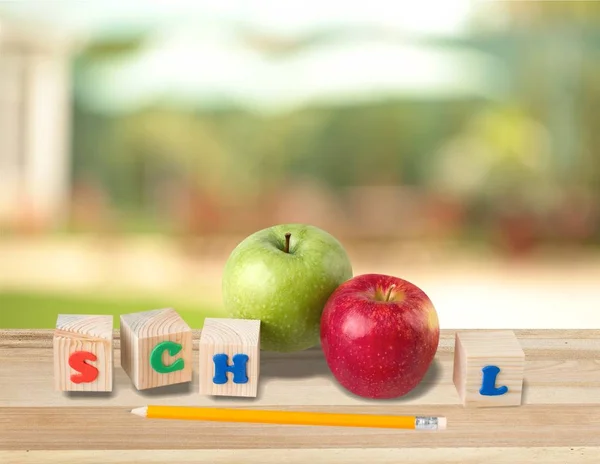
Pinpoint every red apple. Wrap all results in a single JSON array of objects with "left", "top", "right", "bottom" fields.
[{"left": 320, "top": 273, "right": 440, "bottom": 399}]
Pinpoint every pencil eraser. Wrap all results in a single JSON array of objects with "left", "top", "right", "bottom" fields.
[{"left": 437, "top": 416, "right": 447, "bottom": 430}]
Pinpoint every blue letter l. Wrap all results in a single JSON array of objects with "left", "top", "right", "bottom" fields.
[{"left": 479, "top": 365, "right": 508, "bottom": 396}]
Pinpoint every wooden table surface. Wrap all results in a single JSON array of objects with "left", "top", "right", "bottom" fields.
[{"left": 1, "top": 329, "right": 600, "bottom": 463}]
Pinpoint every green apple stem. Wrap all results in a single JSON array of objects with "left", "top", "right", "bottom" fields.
[
  {"left": 284, "top": 233, "right": 291, "bottom": 253},
  {"left": 385, "top": 284, "right": 396, "bottom": 302}
]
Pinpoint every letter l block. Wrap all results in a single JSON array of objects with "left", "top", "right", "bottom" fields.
[{"left": 453, "top": 330, "right": 525, "bottom": 407}]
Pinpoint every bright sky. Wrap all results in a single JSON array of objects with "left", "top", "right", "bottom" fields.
[
  {"left": 1, "top": 0, "right": 475, "bottom": 38},
  {"left": 2, "top": 0, "right": 500, "bottom": 113}
]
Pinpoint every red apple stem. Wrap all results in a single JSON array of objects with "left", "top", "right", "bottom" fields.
[
  {"left": 284, "top": 233, "right": 291, "bottom": 253},
  {"left": 385, "top": 284, "right": 396, "bottom": 302}
]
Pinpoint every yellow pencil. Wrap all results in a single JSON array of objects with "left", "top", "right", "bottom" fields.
[{"left": 131, "top": 405, "right": 446, "bottom": 430}]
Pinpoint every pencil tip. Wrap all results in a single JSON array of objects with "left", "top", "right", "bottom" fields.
[{"left": 131, "top": 407, "right": 147, "bottom": 417}]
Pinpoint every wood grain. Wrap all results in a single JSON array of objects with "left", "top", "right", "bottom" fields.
[
  {"left": 1, "top": 329, "right": 600, "bottom": 461},
  {"left": 2, "top": 448, "right": 599, "bottom": 464}
]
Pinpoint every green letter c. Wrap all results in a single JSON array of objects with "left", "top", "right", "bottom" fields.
[{"left": 150, "top": 341, "right": 185, "bottom": 374}]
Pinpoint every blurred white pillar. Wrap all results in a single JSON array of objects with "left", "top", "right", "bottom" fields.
[
  {"left": 0, "top": 21, "right": 73, "bottom": 229},
  {"left": 21, "top": 52, "right": 71, "bottom": 226},
  {"left": 0, "top": 53, "right": 24, "bottom": 222}
]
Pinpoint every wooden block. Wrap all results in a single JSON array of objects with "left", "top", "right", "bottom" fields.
[
  {"left": 53, "top": 314, "right": 113, "bottom": 392},
  {"left": 199, "top": 318, "right": 261, "bottom": 397},
  {"left": 120, "top": 308, "right": 192, "bottom": 390},
  {"left": 453, "top": 330, "right": 525, "bottom": 407}
]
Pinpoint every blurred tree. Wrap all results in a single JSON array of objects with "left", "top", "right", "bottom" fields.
[{"left": 65, "top": 4, "right": 600, "bottom": 246}]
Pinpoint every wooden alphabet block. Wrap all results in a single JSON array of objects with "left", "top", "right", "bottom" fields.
[
  {"left": 120, "top": 308, "right": 192, "bottom": 390},
  {"left": 453, "top": 330, "right": 525, "bottom": 407},
  {"left": 199, "top": 318, "right": 261, "bottom": 397},
  {"left": 53, "top": 314, "right": 113, "bottom": 392}
]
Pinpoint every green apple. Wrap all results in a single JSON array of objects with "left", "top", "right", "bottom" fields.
[{"left": 222, "top": 223, "right": 353, "bottom": 352}]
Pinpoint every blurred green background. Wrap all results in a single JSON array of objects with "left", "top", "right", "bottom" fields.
[{"left": 1, "top": 1, "right": 599, "bottom": 329}]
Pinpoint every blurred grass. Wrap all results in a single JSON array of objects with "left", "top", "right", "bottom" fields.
[{"left": 0, "top": 291, "right": 223, "bottom": 329}]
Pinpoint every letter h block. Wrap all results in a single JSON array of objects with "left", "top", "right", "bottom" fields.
[
  {"left": 53, "top": 314, "right": 114, "bottom": 392},
  {"left": 199, "top": 318, "right": 261, "bottom": 397},
  {"left": 453, "top": 330, "right": 525, "bottom": 407},
  {"left": 120, "top": 308, "right": 192, "bottom": 390}
]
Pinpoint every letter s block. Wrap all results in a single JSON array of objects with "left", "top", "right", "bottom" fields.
[
  {"left": 199, "top": 318, "right": 261, "bottom": 397},
  {"left": 453, "top": 330, "right": 525, "bottom": 407},
  {"left": 120, "top": 308, "right": 192, "bottom": 390},
  {"left": 53, "top": 314, "right": 113, "bottom": 392}
]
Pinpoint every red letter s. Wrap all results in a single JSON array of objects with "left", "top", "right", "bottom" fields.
[{"left": 69, "top": 351, "right": 99, "bottom": 384}]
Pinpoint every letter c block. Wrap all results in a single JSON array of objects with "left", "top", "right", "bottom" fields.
[
  {"left": 199, "top": 318, "right": 260, "bottom": 397},
  {"left": 453, "top": 330, "right": 525, "bottom": 407},
  {"left": 120, "top": 308, "right": 192, "bottom": 390}
]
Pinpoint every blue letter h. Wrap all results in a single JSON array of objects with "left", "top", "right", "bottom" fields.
[{"left": 212, "top": 353, "right": 249, "bottom": 384}]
